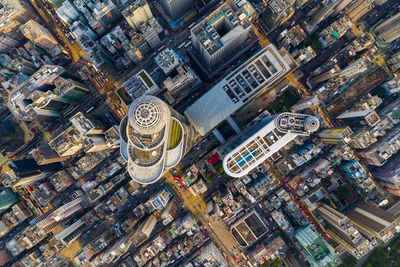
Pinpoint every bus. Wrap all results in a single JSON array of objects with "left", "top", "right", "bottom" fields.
[
  {"left": 85, "top": 106, "right": 95, "bottom": 113},
  {"left": 184, "top": 41, "right": 192, "bottom": 48},
  {"left": 188, "top": 22, "right": 196, "bottom": 29},
  {"left": 178, "top": 42, "right": 186, "bottom": 49},
  {"left": 157, "top": 45, "right": 166, "bottom": 52}
]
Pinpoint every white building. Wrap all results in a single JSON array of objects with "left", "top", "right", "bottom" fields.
[
  {"left": 155, "top": 48, "right": 199, "bottom": 97},
  {"left": 121, "top": 0, "right": 153, "bottom": 30},
  {"left": 155, "top": 49, "right": 181, "bottom": 75},
  {"left": 220, "top": 113, "right": 320, "bottom": 177},
  {"left": 159, "top": 0, "right": 192, "bottom": 20},
  {"left": 119, "top": 96, "right": 193, "bottom": 184},
  {"left": 117, "top": 70, "right": 160, "bottom": 105},
  {"left": 20, "top": 20, "right": 60, "bottom": 55},
  {"left": 190, "top": 0, "right": 254, "bottom": 67},
  {"left": 56, "top": 1, "right": 80, "bottom": 25},
  {"left": 185, "top": 44, "right": 293, "bottom": 136}
]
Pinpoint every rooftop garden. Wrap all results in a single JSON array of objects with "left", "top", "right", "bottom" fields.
[
  {"left": 307, "top": 237, "right": 330, "bottom": 261},
  {"left": 168, "top": 119, "right": 182, "bottom": 149},
  {"left": 120, "top": 117, "right": 128, "bottom": 143},
  {"left": 268, "top": 90, "right": 300, "bottom": 113},
  {"left": 138, "top": 71, "right": 154, "bottom": 88},
  {"left": 116, "top": 87, "right": 133, "bottom": 106},
  {"left": 205, "top": 155, "right": 224, "bottom": 183}
]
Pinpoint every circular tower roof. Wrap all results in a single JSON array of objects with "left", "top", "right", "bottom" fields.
[
  {"left": 128, "top": 95, "right": 170, "bottom": 135},
  {"left": 304, "top": 116, "right": 320, "bottom": 132}
]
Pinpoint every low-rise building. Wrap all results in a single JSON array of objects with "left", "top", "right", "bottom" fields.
[
  {"left": 345, "top": 202, "right": 400, "bottom": 243},
  {"left": 294, "top": 225, "right": 339, "bottom": 267}
]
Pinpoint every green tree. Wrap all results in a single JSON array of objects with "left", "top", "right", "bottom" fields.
[{"left": 339, "top": 255, "right": 357, "bottom": 267}]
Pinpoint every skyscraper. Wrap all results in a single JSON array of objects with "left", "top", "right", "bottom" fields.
[
  {"left": 191, "top": 0, "right": 254, "bottom": 67},
  {"left": 0, "top": 33, "right": 19, "bottom": 52},
  {"left": 220, "top": 113, "right": 320, "bottom": 178},
  {"left": 318, "top": 204, "right": 373, "bottom": 259},
  {"left": 119, "top": 95, "right": 193, "bottom": 184},
  {"left": 0, "top": 0, "right": 35, "bottom": 40},
  {"left": 155, "top": 48, "right": 199, "bottom": 98},
  {"left": 121, "top": 0, "right": 153, "bottom": 31},
  {"left": 56, "top": 1, "right": 80, "bottom": 25},
  {"left": 91, "top": 0, "right": 120, "bottom": 26},
  {"left": 373, "top": 12, "right": 400, "bottom": 46},
  {"left": 20, "top": 20, "right": 60, "bottom": 54},
  {"left": 371, "top": 154, "right": 400, "bottom": 196},
  {"left": 8, "top": 65, "right": 91, "bottom": 121},
  {"left": 357, "top": 127, "right": 400, "bottom": 166},
  {"left": 0, "top": 188, "right": 18, "bottom": 211},
  {"left": 160, "top": 0, "right": 192, "bottom": 20}
]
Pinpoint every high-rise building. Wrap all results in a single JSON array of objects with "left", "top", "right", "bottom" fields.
[
  {"left": 339, "top": 56, "right": 370, "bottom": 79},
  {"left": 140, "top": 22, "right": 161, "bottom": 50},
  {"left": 337, "top": 110, "right": 381, "bottom": 127},
  {"left": 91, "top": 0, "right": 120, "bottom": 26},
  {"left": 0, "top": 54, "right": 36, "bottom": 75},
  {"left": 55, "top": 219, "right": 88, "bottom": 245},
  {"left": 318, "top": 127, "right": 353, "bottom": 144},
  {"left": 8, "top": 65, "right": 91, "bottom": 121},
  {"left": 200, "top": 242, "right": 228, "bottom": 267},
  {"left": 349, "top": 129, "right": 377, "bottom": 149},
  {"left": 220, "top": 113, "right": 319, "bottom": 178},
  {"left": 344, "top": 0, "right": 374, "bottom": 23},
  {"left": 0, "top": 33, "right": 19, "bottom": 52},
  {"left": 294, "top": 225, "right": 339, "bottom": 267},
  {"left": 307, "top": 69, "right": 336, "bottom": 88},
  {"left": 119, "top": 95, "right": 193, "bottom": 184},
  {"left": 116, "top": 69, "right": 160, "bottom": 106},
  {"left": 185, "top": 44, "right": 293, "bottom": 136},
  {"left": 345, "top": 202, "right": 400, "bottom": 243},
  {"left": 191, "top": 0, "right": 254, "bottom": 67},
  {"left": 155, "top": 48, "right": 199, "bottom": 98},
  {"left": 371, "top": 154, "right": 400, "bottom": 196},
  {"left": 0, "top": 0, "right": 35, "bottom": 39},
  {"left": 318, "top": 204, "right": 373, "bottom": 259},
  {"left": 49, "top": 112, "right": 110, "bottom": 157},
  {"left": 20, "top": 20, "right": 60, "bottom": 54},
  {"left": 55, "top": 1, "right": 80, "bottom": 26},
  {"left": 373, "top": 12, "right": 400, "bottom": 46},
  {"left": 357, "top": 127, "right": 400, "bottom": 166},
  {"left": 291, "top": 95, "right": 321, "bottom": 112},
  {"left": 8, "top": 57, "right": 37, "bottom": 75},
  {"left": 129, "top": 215, "right": 157, "bottom": 246},
  {"left": 160, "top": 0, "right": 192, "bottom": 20},
  {"left": 305, "top": 0, "right": 341, "bottom": 33},
  {"left": 0, "top": 188, "right": 18, "bottom": 211},
  {"left": 105, "top": 126, "right": 120, "bottom": 149},
  {"left": 121, "top": 0, "right": 153, "bottom": 30},
  {"left": 31, "top": 143, "right": 70, "bottom": 165},
  {"left": 70, "top": 21, "right": 105, "bottom": 67},
  {"left": 149, "top": 186, "right": 173, "bottom": 211},
  {"left": 70, "top": 112, "right": 104, "bottom": 135},
  {"left": 379, "top": 98, "right": 400, "bottom": 125}
]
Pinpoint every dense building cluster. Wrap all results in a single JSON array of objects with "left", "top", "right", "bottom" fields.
[{"left": 0, "top": 0, "right": 400, "bottom": 266}]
